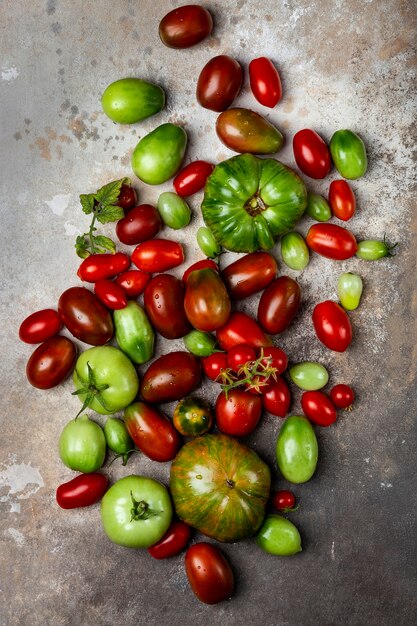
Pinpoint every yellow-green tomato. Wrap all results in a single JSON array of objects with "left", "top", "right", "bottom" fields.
[
  {"left": 306, "top": 192, "right": 332, "bottom": 222},
  {"left": 59, "top": 415, "right": 106, "bottom": 473},
  {"left": 157, "top": 192, "right": 191, "bottom": 229},
  {"left": 256, "top": 514, "right": 302, "bottom": 555},
  {"left": 356, "top": 239, "right": 398, "bottom": 261},
  {"left": 196, "top": 227, "right": 222, "bottom": 258},
  {"left": 131, "top": 123, "right": 187, "bottom": 185},
  {"left": 173, "top": 397, "right": 213, "bottom": 436},
  {"left": 101, "top": 78, "right": 165, "bottom": 124},
  {"left": 330, "top": 129, "right": 367, "bottom": 180},
  {"left": 276, "top": 415, "right": 318, "bottom": 483},
  {"left": 337, "top": 272, "right": 363, "bottom": 310},
  {"left": 289, "top": 361, "right": 329, "bottom": 390},
  {"left": 281, "top": 232, "right": 309, "bottom": 271}
]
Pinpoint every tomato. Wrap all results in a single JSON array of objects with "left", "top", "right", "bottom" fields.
[
  {"left": 173, "top": 397, "right": 213, "bottom": 436},
  {"left": 262, "top": 377, "right": 291, "bottom": 418},
  {"left": 100, "top": 476, "right": 173, "bottom": 548},
  {"left": 116, "top": 204, "right": 162, "bottom": 245},
  {"left": 104, "top": 418, "right": 134, "bottom": 466},
  {"left": 77, "top": 252, "right": 130, "bottom": 283},
  {"left": 306, "top": 192, "right": 331, "bottom": 222},
  {"left": 114, "top": 301, "right": 154, "bottom": 364},
  {"left": 330, "top": 129, "right": 367, "bottom": 180},
  {"left": 330, "top": 384, "right": 355, "bottom": 409},
  {"left": 59, "top": 415, "right": 106, "bottom": 473},
  {"left": 301, "top": 391, "right": 337, "bottom": 427},
  {"left": 280, "top": 232, "right": 309, "bottom": 271},
  {"left": 157, "top": 192, "right": 191, "bottom": 229},
  {"left": 215, "top": 389, "right": 262, "bottom": 437},
  {"left": 147, "top": 520, "right": 192, "bottom": 559},
  {"left": 227, "top": 345, "right": 256, "bottom": 372},
  {"left": 185, "top": 543, "right": 234, "bottom": 604},
  {"left": 272, "top": 490, "right": 296, "bottom": 512},
  {"left": 131, "top": 123, "right": 187, "bottom": 185},
  {"left": 259, "top": 346, "right": 288, "bottom": 375},
  {"left": 249, "top": 57, "right": 282, "bottom": 108},
  {"left": 306, "top": 223, "right": 358, "bottom": 260},
  {"left": 114, "top": 269, "right": 150, "bottom": 297},
  {"left": 292, "top": 129, "right": 331, "bottom": 179},
  {"left": 329, "top": 179, "right": 356, "bottom": 221},
  {"left": 257, "top": 276, "right": 301, "bottom": 334},
  {"left": 183, "top": 329, "right": 217, "bottom": 357},
  {"left": 256, "top": 515, "right": 302, "bottom": 556},
  {"left": 56, "top": 473, "right": 108, "bottom": 509},
  {"left": 19, "top": 309, "right": 62, "bottom": 344},
  {"left": 184, "top": 269, "right": 231, "bottom": 332},
  {"left": 174, "top": 161, "right": 214, "bottom": 197},
  {"left": 159, "top": 5, "right": 213, "bottom": 48},
  {"left": 124, "top": 402, "right": 181, "bottom": 462},
  {"left": 312, "top": 300, "right": 352, "bottom": 352},
  {"left": 276, "top": 415, "right": 318, "bottom": 483},
  {"left": 221, "top": 252, "right": 277, "bottom": 300},
  {"left": 182, "top": 259, "right": 219, "bottom": 283},
  {"left": 101, "top": 78, "right": 165, "bottom": 124},
  {"left": 140, "top": 351, "right": 202, "bottom": 403},
  {"left": 26, "top": 336, "right": 76, "bottom": 389},
  {"left": 196, "top": 227, "right": 222, "bottom": 258},
  {"left": 201, "top": 352, "right": 229, "bottom": 382},
  {"left": 216, "top": 311, "right": 272, "bottom": 351},
  {"left": 356, "top": 238, "right": 398, "bottom": 261},
  {"left": 94, "top": 279, "right": 128, "bottom": 310},
  {"left": 196, "top": 55, "right": 242, "bottom": 112},
  {"left": 131, "top": 239, "right": 184, "bottom": 273},
  {"left": 59, "top": 287, "right": 114, "bottom": 345},
  {"left": 144, "top": 274, "right": 191, "bottom": 339},
  {"left": 216, "top": 108, "right": 284, "bottom": 154},
  {"left": 289, "top": 361, "right": 329, "bottom": 391},
  {"left": 337, "top": 272, "right": 363, "bottom": 310},
  {"left": 117, "top": 183, "right": 137, "bottom": 212}
]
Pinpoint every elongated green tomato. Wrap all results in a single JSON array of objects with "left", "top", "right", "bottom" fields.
[
  {"left": 101, "top": 78, "right": 165, "bottom": 124},
  {"left": 306, "top": 192, "right": 332, "bottom": 222},
  {"left": 281, "top": 232, "right": 309, "bottom": 271},
  {"left": 183, "top": 329, "right": 217, "bottom": 357},
  {"left": 256, "top": 515, "right": 302, "bottom": 555},
  {"left": 157, "top": 192, "right": 191, "bottom": 229},
  {"left": 104, "top": 417, "right": 134, "bottom": 466},
  {"left": 131, "top": 123, "right": 187, "bottom": 185},
  {"left": 59, "top": 415, "right": 106, "bottom": 473},
  {"left": 196, "top": 227, "right": 222, "bottom": 258},
  {"left": 289, "top": 362, "right": 329, "bottom": 390},
  {"left": 330, "top": 129, "right": 367, "bottom": 180},
  {"left": 114, "top": 301, "right": 154, "bottom": 365},
  {"left": 276, "top": 415, "right": 318, "bottom": 483},
  {"left": 337, "top": 272, "right": 363, "bottom": 310},
  {"left": 356, "top": 239, "right": 398, "bottom": 261}
]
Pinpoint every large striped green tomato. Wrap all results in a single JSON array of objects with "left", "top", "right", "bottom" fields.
[
  {"left": 201, "top": 153, "right": 307, "bottom": 253},
  {"left": 170, "top": 434, "right": 271, "bottom": 543}
]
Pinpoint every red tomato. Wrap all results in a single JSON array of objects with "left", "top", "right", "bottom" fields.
[
  {"left": 312, "top": 300, "right": 352, "bottom": 352},
  {"left": 124, "top": 402, "right": 181, "bottom": 462},
  {"left": 258, "top": 346, "right": 288, "bottom": 375},
  {"left": 293, "top": 129, "right": 332, "bottom": 179},
  {"left": 216, "top": 312, "right": 272, "bottom": 351},
  {"left": 94, "top": 279, "right": 127, "bottom": 310},
  {"left": 173, "top": 161, "right": 215, "bottom": 197},
  {"left": 306, "top": 223, "right": 358, "bottom": 260},
  {"left": 227, "top": 345, "right": 256, "bottom": 372},
  {"left": 19, "top": 309, "right": 62, "bottom": 344},
  {"left": 140, "top": 352, "right": 202, "bottom": 403},
  {"left": 144, "top": 274, "right": 191, "bottom": 339},
  {"left": 301, "top": 391, "right": 337, "bottom": 426},
  {"left": 184, "top": 269, "right": 231, "bottom": 332},
  {"left": 131, "top": 239, "right": 184, "bottom": 273},
  {"left": 257, "top": 276, "right": 301, "bottom": 334},
  {"left": 58, "top": 287, "right": 114, "bottom": 345},
  {"left": 114, "top": 269, "right": 150, "bottom": 297},
  {"left": 329, "top": 180, "right": 356, "bottom": 221},
  {"left": 272, "top": 490, "right": 296, "bottom": 512},
  {"left": 201, "top": 352, "right": 229, "bottom": 382},
  {"left": 249, "top": 57, "right": 282, "bottom": 108},
  {"left": 117, "top": 184, "right": 137, "bottom": 212},
  {"left": 147, "top": 521, "right": 192, "bottom": 559},
  {"left": 77, "top": 252, "right": 130, "bottom": 283},
  {"left": 215, "top": 389, "right": 262, "bottom": 437},
  {"left": 26, "top": 336, "right": 77, "bottom": 389},
  {"left": 182, "top": 259, "right": 219, "bottom": 283},
  {"left": 159, "top": 5, "right": 213, "bottom": 49},
  {"left": 185, "top": 543, "right": 234, "bottom": 604},
  {"left": 116, "top": 204, "right": 162, "bottom": 245},
  {"left": 262, "top": 377, "right": 291, "bottom": 418},
  {"left": 330, "top": 384, "right": 355, "bottom": 409},
  {"left": 56, "top": 473, "right": 108, "bottom": 509},
  {"left": 196, "top": 55, "right": 243, "bottom": 112},
  {"left": 221, "top": 252, "right": 277, "bottom": 300}
]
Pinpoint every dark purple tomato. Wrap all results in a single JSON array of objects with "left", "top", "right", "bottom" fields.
[
  {"left": 26, "top": 336, "right": 77, "bottom": 389},
  {"left": 144, "top": 274, "right": 191, "bottom": 339},
  {"left": 196, "top": 55, "right": 243, "bottom": 112},
  {"left": 58, "top": 287, "right": 114, "bottom": 345},
  {"left": 257, "top": 276, "right": 301, "bottom": 334},
  {"left": 140, "top": 351, "right": 202, "bottom": 403},
  {"left": 159, "top": 5, "right": 213, "bottom": 49},
  {"left": 116, "top": 204, "right": 162, "bottom": 245},
  {"left": 185, "top": 543, "right": 234, "bottom": 604},
  {"left": 117, "top": 184, "right": 137, "bottom": 212}
]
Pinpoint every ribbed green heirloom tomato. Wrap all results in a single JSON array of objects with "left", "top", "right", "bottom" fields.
[
  {"left": 356, "top": 239, "right": 398, "bottom": 261},
  {"left": 183, "top": 329, "right": 217, "bottom": 357},
  {"left": 100, "top": 476, "right": 173, "bottom": 548},
  {"left": 337, "top": 272, "right": 363, "bottom": 310},
  {"left": 157, "top": 192, "right": 191, "bottom": 229},
  {"left": 330, "top": 129, "right": 367, "bottom": 180},
  {"left": 305, "top": 192, "right": 331, "bottom": 222},
  {"left": 276, "top": 415, "right": 318, "bottom": 483},
  {"left": 59, "top": 415, "right": 106, "bottom": 473},
  {"left": 114, "top": 301, "right": 155, "bottom": 364},
  {"left": 131, "top": 123, "right": 187, "bottom": 185},
  {"left": 281, "top": 232, "right": 309, "bottom": 271},
  {"left": 101, "top": 78, "right": 165, "bottom": 124},
  {"left": 256, "top": 515, "right": 302, "bottom": 555},
  {"left": 289, "top": 361, "right": 329, "bottom": 390}
]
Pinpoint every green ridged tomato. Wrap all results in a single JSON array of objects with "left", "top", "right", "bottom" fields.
[
  {"left": 289, "top": 361, "right": 329, "bottom": 390},
  {"left": 131, "top": 123, "right": 187, "bottom": 185},
  {"left": 59, "top": 415, "right": 106, "bottom": 473},
  {"left": 306, "top": 192, "right": 332, "bottom": 222},
  {"left": 256, "top": 515, "right": 302, "bottom": 555},
  {"left": 276, "top": 415, "right": 318, "bottom": 483},
  {"left": 337, "top": 272, "right": 363, "bottom": 310},
  {"left": 281, "top": 232, "right": 310, "bottom": 270},
  {"left": 101, "top": 78, "right": 165, "bottom": 124},
  {"left": 157, "top": 192, "right": 191, "bottom": 229},
  {"left": 330, "top": 129, "right": 367, "bottom": 180}
]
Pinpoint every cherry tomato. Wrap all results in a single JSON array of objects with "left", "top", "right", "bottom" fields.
[
  {"left": 58, "top": 287, "right": 114, "bottom": 345},
  {"left": 19, "top": 309, "right": 62, "bottom": 344},
  {"left": 159, "top": 5, "right": 213, "bottom": 49},
  {"left": 330, "top": 384, "right": 355, "bottom": 409},
  {"left": 257, "top": 276, "right": 301, "bottom": 334},
  {"left": 182, "top": 259, "right": 219, "bottom": 283},
  {"left": 249, "top": 57, "right": 282, "bottom": 108},
  {"left": 77, "top": 252, "right": 130, "bottom": 283},
  {"left": 216, "top": 312, "right": 272, "bottom": 351},
  {"left": 258, "top": 346, "right": 288, "bottom": 375},
  {"left": 301, "top": 391, "right": 337, "bottom": 426},
  {"left": 114, "top": 269, "right": 150, "bottom": 297},
  {"left": 196, "top": 55, "right": 243, "bottom": 112},
  {"left": 201, "top": 352, "right": 229, "bottom": 382},
  {"left": 262, "top": 377, "right": 291, "bottom": 417},
  {"left": 227, "top": 345, "right": 256, "bottom": 372},
  {"left": 94, "top": 279, "right": 128, "bottom": 310},
  {"left": 26, "top": 336, "right": 77, "bottom": 389},
  {"left": 329, "top": 180, "right": 356, "bottom": 221},
  {"left": 312, "top": 300, "right": 352, "bottom": 352},
  {"left": 215, "top": 389, "right": 262, "bottom": 437},
  {"left": 221, "top": 252, "right": 277, "bottom": 300},
  {"left": 293, "top": 129, "right": 332, "bottom": 179},
  {"left": 144, "top": 274, "right": 191, "bottom": 339},
  {"left": 56, "top": 473, "right": 108, "bottom": 509},
  {"left": 173, "top": 161, "right": 215, "bottom": 197},
  {"left": 184, "top": 269, "right": 231, "bottom": 332},
  {"left": 124, "top": 402, "right": 181, "bottom": 462},
  {"left": 117, "top": 183, "right": 137, "bottom": 212},
  {"left": 306, "top": 223, "right": 358, "bottom": 260},
  {"left": 185, "top": 543, "right": 234, "bottom": 605},
  {"left": 116, "top": 204, "right": 162, "bottom": 245},
  {"left": 147, "top": 520, "right": 192, "bottom": 559},
  {"left": 131, "top": 239, "right": 184, "bottom": 273},
  {"left": 272, "top": 490, "right": 296, "bottom": 512}
]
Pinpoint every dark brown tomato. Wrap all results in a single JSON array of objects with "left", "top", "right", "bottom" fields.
[
  {"left": 184, "top": 268, "right": 231, "bottom": 332},
  {"left": 196, "top": 55, "right": 243, "bottom": 112},
  {"left": 116, "top": 204, "right": 162, "bottom": 245},
  {"left": 185, "top": 543, "right": 234, "bottom": 604},
  {"left": 159, "top": 5, "right": 213, "bottom": 49},
  {"left": 124, "top": 402, "right": 181, "bottom": 462},
  {"left": 221, "top": 252, "right": 277, "bottom": 300},
  {"left": 140, "top": 351, "right": 202, "bottom": 403},
  {"left": 26, "top": 336, "right": 77, "bottom": 389},
  {"left": 257, "top": 276, "right": 301, "bottom": 334},
  {"left": 144, "top": 274, "right": 191, "bottom": 339},
  {"left": 216, "top": 108, "right": 284, "bottom": 154},
  {"left": 58, "top": 287, "right": 114, "bottom": 345}
]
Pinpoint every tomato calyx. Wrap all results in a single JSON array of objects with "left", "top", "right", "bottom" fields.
[
  {"left": 129, "top": 491, "right": 158, "bottom": 521},
  {"left": 108, "top": 448, "right": 137, "bottom": 467},
  {"left": 72, "top": 362, "right": 110, "bottom": 417},
  {"left": 221, "top": 349, "right": 279, "bottom": 395},
  {"left": 244, "top": 193, "right": 267, "bottom": 217}
]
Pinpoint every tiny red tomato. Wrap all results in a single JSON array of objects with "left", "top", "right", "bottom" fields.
[
  {"left": 329, "top": 180, "right": 356, "bottom": 221},
  {"left": 301, "top": 391, "right": 337, "bottom": 426},
  {"left": 19, "top": 309, "right": 62, "bottom": 344},
  {"left": 182, "top": 259, "right": 219, "bottom": 283},
  {"left": 147, "top": 521, "right": 192, "bottom": 559},
  {"left": 201, "top": 352, "right": 229, "bottom": 382},
  {"left": 216, "top": 311, "right": 272, "bottom": 351},
  {"left": 215, "top": 389, "right": 263, "bottom": 437},
  {"left": 312, "top": 300, "right": 353, "bottom": 352},
  {"left": 330, "top": 384, "right": 355, "bottom": 409},
  {"left": 114, "top": 269, "right": 150, "bottom": 297},
  {"left": 306, "top": 224, "right": 358, "bottom": 260},
  {"left": 272, "top": 490, "right": 296, "bottom": 512},
  {"left": 293, "top": 129, "right": 332, "bottom": 179},
  {"left": 117, "top": 183, "right": 137, "bottom": 212},
  {"left": 94, "top": 279, "right": 128, "bottom": 310},
  {"left": 77, "top": 252, "right": 130, "bottom": 283},
  {"left": 258, "top": 346, "right": 288, "bottom": 375},
  {"left": 185, "top": 543, "right": 234, "bottom": 604},
  {"left": 26, "top": 336, "right": 77, "bottom": 389},
  {"left": 262, "top": 377, "right": 291, "bottom": 418},
  {"left": 56, "top": 473, "right": 109, "bottom": 509},
  {"left": 173, "top": 161, "right": 215, "bottom": 197},
  {"left": 131, "top": 239, "right": 184, "bottom": 273},
  {"left": 249, "top": 57, "right": 282, "bottom": 108},
  {"left": 227, "top": 345, "right": 256, "bottom": 372},
  {"left": 116, "top": 204, "right": 162, "bottom": 245}
]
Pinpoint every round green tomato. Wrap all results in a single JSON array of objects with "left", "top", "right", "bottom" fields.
[
  {"left": 330, "top": 129, "right": 367, "bottom": 180},
  {"left": 356, "top": 239, "right": 398, "bottom": 261},
  {"left": 131, "top": 123, "right": 187, "bottom": 185},
  {"left": 100, "top": 475, "right": 173, "bottom": 549},
  {"left": 281, "top": 232, "right": 309, "bottom": 271},
  {"left": 337, "top": 272, "right": 363, "bottom": 310},
  {"left": 173, "top": 397, "right": 213, "bottom": 436},
  {"left": 196, "top": 227, "right": 222, "bottom": 258},
  {"left": 256, "top": 515, "right": 302, "bottom": 555},
  {"left": 183, "top": 329, "right": 217, "bottom": 357},
  {"left": 101, "top": 78, "right": 165, "bottom": 125},
  {"left": 289, "top": 361, "right": 329, "bottom": 390},
  {"left": 276, "top": 415, "right": 318, "bottom": 483},
  {"left": 157, "top": 192, "right": 191, "bottom": 229},
  {"left": 306, "top": 192, "right": 331, "bottom": 222},
  {"left": 104, "top": 417, "right": 134, "bottom": 465},
  {"left": 59, "top": 415, "right": 106, "bottom": 473}
]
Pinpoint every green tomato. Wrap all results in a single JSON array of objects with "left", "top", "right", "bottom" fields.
[
  {"left": 289, "top": 361, "right": 329, "bottom": 391},
  {"left": 281, "top": 232, "right": 309, "bottom": 271},
  {"left": 330, "top": 129, "right": 367, "bottom": 180},
  {"left": 104, "top": 417, "right": 134, "bottom": 466},
  {"left": 101, "top": 78, "right": 165, "bottom": 125},
  {"left": 183, "top": 329, "right": 217, "bottom": 357},
  {"left": 131, "top": 123, "right": 187, "bottom": 185},
  {"left": 338, "top": 272, "right": 363, "bottom": 310},
  {"left": 114, "top": 301, "right": 154, "bottom": 365},
  {"left": 173, "top": 397, "right": 213, "bottom": 437},
  {"left": 59, "top": 415, "right": 106, "bottom": 473},
  {"left": 100, "top": 475, "right": 173, "bottom": 548},
  {"left": 196, "top": 227, "right": 222, "bottom": 258},
  {"left": 73, "top": 346, "right": 139, "bottom": 415},
  {"left": 157, "top": 192, "right": 191, "bottom": 229},
  {"left": 256, "top": 515, "right": 302, "bottom": 555},
  {"left": 356, "top": 239, "right": 398, "bottom": 261},
  {"left": 306, "top": 192, "right": 331, "bottom": 222},
  {"left": 276, "top": 415, "right": 318, "bottom": 483}
]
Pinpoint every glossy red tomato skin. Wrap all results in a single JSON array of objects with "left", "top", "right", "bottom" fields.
[
  {"left": 159, "top": 5, "right": 213, "bottom": 49},
  {"left": 117, "top": 184, "right": 137, "bottom": 212},
  {"left": 144, "top": 274, "right": 191, "bottom": 339},
  {"left": 215, "top": 389, "right": 262, "bottom": 437},
  {"left": 131, "top": 239, "right": 184, "bottom": 273},
  {"left": 258, "top": 346, "right": 288, "bottom": 375},
  {"left": 56, "top": 473, "right": 109, "bottom": 509},
  {"left": 182, "top": 259, "right": 219, "bottom": 283},
  {"left": 147, "top": 521, "right": 192, "bottom": 559},
  {"left": 201, "top": 352, "right": 229, "bottom": 382},
  {"left": 116, "top": 204, "right": 162, "bottom": 245},
  {"left": 227, "top": 345, "right": 256, "bottom": 372},
  {"left": 114, "top": 269, "right": 150, "bottom": 297},
  {"left": 58, "top": 287, "right": 114, "bottom": 345},
  {"left": 184, "top": 269, "right": 231, "bottom": 332},
  {"left": 94, "top": 279, "right": 128, "bottom": 310},
  {"left": 174, "top": 161, "right": 215, "bottom": 197},
  {"left": 293, "top": 129, "right": 332, "bottom": 179},
  {"left": 221, "top": 252, "right": 277, "bottom": 300},
  {"left": 216, "top": 312, "right": 272, "bottom": 351},
  {"left": 124, "top": 402, "right": 181, "bottom": 462},
  {"left": 249, "top": 57, "right": 282, "bottom": 108},
  {"left": 19, "top": 309, "right": 62, "bottom": 344},
  {"left": 262, "top": 377, "right": 291, "bottom": 418},
  {"left": 258, "top": 276, "right": 301, "bottom": 335},
  {"left": 272, "top": 490, "right": 296, "bottom": 512},
  {"left": 330, "top": 384, "right": 355, "bottom": 409},
  {"left": 140, "top": 351, "right": 202, "bottom": 403},
  {"left": 185, "top": 543, "right": 234, "bottom": 604},
  {"left": 197, "top": 55, "right": 243, "bottom": 112},
  {"left": 26, "top": 336, "right": 77, "bottom": 389},
  {"left": 77, "top": 252, "right": 130, "bottom": 283},
  {"left": 312, "top": 300, "right": 353, "bottom": 352},
  {"left": 306, "top": 224, "right": 358, "bottom": 260},
  {"left": 301, "top": 391, "right": 337, "bottom": 427},
  {"left": 329, "top": 180, "right": 356, "bottom": 221}
]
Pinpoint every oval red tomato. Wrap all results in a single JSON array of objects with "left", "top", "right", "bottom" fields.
[
  {"left": 257, "top": 276, "right": 301, "bottom": 334},
  {"left": 196, "top": 55, "right": 243, "bottom": 112},
  {"left": 184, "top": 268, "right": 231, "bottom": 332},
  {"left": 147, "top": 521, "right": 192, "bottom": 559},
  {"left": 185, "top": 543, "right": 234, "bottom": 604},
  {"left": 215, "top": 389, "right": 262, "bottom": 437},
  {"left": 182, "top": 259, "right": 219, "bottom": 283},
  {"left": 329, "top": 180, "right": 356, "bottom": 221},
  {"left": 312, "top": 300, "right": 352, "bottom": 352},
  {"left": 131, "top": 239, "right": 184, "bottom": 273},
  {"left": 124, "top": 402, "right": 181, "bottom": 462},
  {"left": 58, "top": 287, "right": 114, "bottom": 345},
  {"left": 116, "top": 204, "right": 162, "bottom": 245},
  {"left": 221, "top": 252, "right": 277, "bottom": 300},
  {"left": 77, "top": 252, "right": 130, "bottom": 283},
  {"left": 159, "top": 5, "right": 213, "bottom": 49},
  {"left": 94, "top": 279, "right": 128, "bottom": 310},
  {"left": 293, "top": 129, "right": 332, "bottom": 179},
  {"left": 330, "top": 384, "right": 355, "bottom": 409},
  {"left": 114, "top": 269, "right": 150, "bottom": 297},
  {"left": 201, "top": 352, "right": 229, "bottom": 382},
  {"left": 140, "top": 351, "right": 202, "bottom": 403},
  {"left": 26, "top": 335, "right": 77, "bottom": 389},
  {"left": 174, "top": 160, "right": 215, "bottom": 197},
  {"left": 249, "top": 57, "right": 282, "bottom": 108},
  {"left": 306, "top": 223, "right": 358, "bottom": 260},
  {"left": 262, "top": 377, "right": 291, "bottom": 418},
  {"left": 216, "top": 312, "right": 272, "bottom": 352},
  {"left": 19, "top": 309, "right": 62, "bottom": 344},
  {"left": 301, "top": 391, "right": 337, "bottom": 426},
  {"left": 144, "top": 274, "right": 191, "bottom": 339},
  {"left": 56, "top": 473, "right": 109, "bottom": 509}
]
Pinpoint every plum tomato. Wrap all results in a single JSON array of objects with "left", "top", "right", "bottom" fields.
[
  {"left": 227, "top": 345, "right": 257, "bottom": 372},
  {"left": 280, "top": 232, "right": 309, "bottom": 271},
  {"left": 101, "top": 78, "right": 165, "bottom": 125},
  {"left": 147, "top": 520, "right": 192, "bottom": 559},
  {"left": 56, "top": 473, "right": 109, "bottom": 509},
  {"left": 185, "top": 543, "right": 234, "bottom": 604},
  {"left": 26, "top": 336, "right": 77, "bottom": 389},
  {"left": 329, "top": 180, "right": 356, "bottom": 221},
  {"left": 58, "top": 287, "right": 114, "bottom": 346},
  {"left": 216, "top": 311, "right": 272, "bottom": 351},
  {"left": 216, "top": 108, "right": 284, "bottom": 154},
  {"left": 157, "top": 192, "right": 191, "bottom": 230},
  {"left": 114, "top": 269, "right": 150, "bottom": 298},
  {"left": 262, "top": 377, "right": 291, "bottom": 418},
  {"left": 174, "top": 160, "right": 215, "bottom": 197},
  {"left": 215, "top": 389, "right": 263, "bottom": 437},
  {"left": 159, "top": 5, "right": 213, "bottom": 49},
  {"left": 94, "top": 279, "right": 128, "bottom": 310},
  {"left": 306, "top": 192, "right": 332, "bottom": 222},
  {"left": 257, "top": 276, "right": 301, "bottom": 334},
  {"left": 117, "top": 183, "right": 137, "bottom": 212},
  {"left": 249, "top": 57, "right": 282, "bottom": 108},
  {"left": 221, "top": 252, "right": 277, "bottom": 300},
  {"left": 184, "top": 268, "right": 231, "bottom": 332},
  {"left": 356, "top": 238, "right": 398, "bottom": 261},
  {"left": 259, "top": 346, "right": 288, "bottom": 375},
  {"left": 306, "top": 223, "right": 358, "bottom": 260},
  {"left": 196, "top": 226, "right": 222, "bottom": 259},
  {"left": 201, "top": 352, "right": 229, "bottom": 382},
  {"left": 197, "top": 55, "right": 243, "bottom": 112},
  {"left": 124, "top": 402, "right": 181, "bottom": 462},
  {"left": 312, "top": 300, "right": 352, "bottom": 352},
  {"left": 19, "top": 309, "right": 62, "bottom": 344},
  {"left": 330, "top": 384, "right": 355, "bottom": 409},
  {"left": 272, "top": 490, "right": 296, "bottom": 512},
  {"left": 293, "top": 129, "right": 331, "bottom": 179},
  {"left": 144, "top": 274, "right": 191, "bottom": 339},
  {"left": 116, "top": 204, "right": 162, "bottom": 245},
  {"left": 131, "top": 239, "right": 184, "bottom": 273},
  {"left": 77, "top": 252, "right": 130, "bottom": 283},
  {"left": 140, "top": 351, "right": 202, "bottom": 403},
  {"left": 301, "top": 391, "right": 337, "bottom": 427},
  {"left": 182, "top": 259, "right": 219, "bottom": 283}
]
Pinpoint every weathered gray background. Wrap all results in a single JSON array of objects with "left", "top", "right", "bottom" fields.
[{"left": 1, "top": 1, "right": 416, "bottom": 625}]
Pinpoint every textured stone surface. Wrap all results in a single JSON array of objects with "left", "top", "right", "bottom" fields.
[{"left": 1, "top": 1, "right": 416, "bottom": 625}]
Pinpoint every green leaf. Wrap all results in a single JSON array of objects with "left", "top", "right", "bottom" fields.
[
  {"left": 80, "top": 194, "right": 95, "bottom": 215},
  {"left": 92, "top": 235, "right": 116, "bottom": 254},
  {"left": 96, "top": 204, "right": 124, "bottom": 224},
  {"left": 94, "top": 178, "right": 129, "bottom": 208},
  {"left": 75, "top": 235, "right": 91, "bottom": 259}
]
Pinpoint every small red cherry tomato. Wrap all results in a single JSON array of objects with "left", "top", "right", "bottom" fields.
[
  {"left": 147, "top": 521, "right": 192, "bottom": 559},
  {"left": 19, "top": 309, "right": 62, "bottom": 344},
  {"left": 173, "top": 161, "right": 215, "bottom": 197},
  {"left": 131, "top": 239, "right": 184, "bottom": 273},
  {"left": 197, "top": 55, "right": 243, "bottom": 112},
  {"left": 182, "top": 259, "right": 219, "bottom": 283},
  {"left": 330, "top": 384, "right": 355, "bottom": 409},
  {"left": 216, "top": 311, "right": 272, "bottom": 351},
  {"left": 306, "top": 223, "right": 358, "bottom": 260},
  {"left": 227, "top": 345, "right": 256, "bottom": 372},
  {"left": 312, "top": 300, "right": 353, "bottom": 352},
  {"left": 293, "top": 129, "right": 332, "bottom": 179},
  {"left": 329, "top": 180, "right": 356, "bottom": 221},
  {"left": 258, "top": 346, "right": 288, "bottom": 375},
  {"left": 185, "top": 543, "right": 234, "bottom": 605},
  {"left": 116, "top": 204, "right": 162, "bottom": 245},
  {"left": 215, "top": 389, "right": 262, "bottom": 437},
  {"left": 114, "top": 269, "right": 150, "bottom": 297},
  {"left": 94, "top": 279, "right": 128, "bottom": 310},
  {"left": 249, "top": 57, "right": 282, "bottom": 108},
  {"left": 77, "top": 252, "right": 130, "bottom": 283},
  {"left": 221, "top": 252, "right": 277, "bottom": 300},
  {"left": 117, "top": 183, "right": 137, "bottom": 212},
  {"left": 301, "top": 391, "right": 337, "bottom": 426},
  {"left": 272, "top": 490, "right": 296, "bottom": 512},
  {"left": 26, "top": 336, "right": 77, "bottom": 389},
  {"left": 56, "top": 473, "right": 109, "bottom": 509},
  {"left": 262, "top": 377, "right": 291, "bottom": 418},
  {"left": 201, "top": 352, "right": 229, "bottom": 382},
  {"left": 257, "top": 276, "right": 301, "bottom": 335}
]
